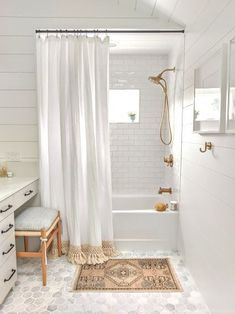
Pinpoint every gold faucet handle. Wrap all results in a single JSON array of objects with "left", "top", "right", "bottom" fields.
[
  {"left": 164, "top": 154, "right": 173, "bottom": 167},
  {"left": 158, "top": 187, "right": 172, "bottom": 194}
]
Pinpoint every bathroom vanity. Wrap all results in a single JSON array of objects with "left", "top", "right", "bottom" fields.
[{"left": 0, "top": 177, "right": 39, "bottom": 304}]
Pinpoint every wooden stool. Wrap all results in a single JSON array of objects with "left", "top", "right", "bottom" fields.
[{"left": 15, "top": 207, "right": 62, "bottom": 286}]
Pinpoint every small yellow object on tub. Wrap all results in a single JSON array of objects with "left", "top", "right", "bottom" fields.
[{"left": 154, "top": 202, "right": 168, "bottom": 212}]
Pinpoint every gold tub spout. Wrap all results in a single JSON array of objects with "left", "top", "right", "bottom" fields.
[{"left": 158, "top": 187, "right": 172, "bottom": 194}]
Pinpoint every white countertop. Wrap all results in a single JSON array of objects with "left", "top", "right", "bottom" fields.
[{"left": 0, "top": 177, "right": 39, "bottom": 202}]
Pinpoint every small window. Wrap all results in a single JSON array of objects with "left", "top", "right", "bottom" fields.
[{"left": 109, "top": 89, "right": 140, "bottom": 123}]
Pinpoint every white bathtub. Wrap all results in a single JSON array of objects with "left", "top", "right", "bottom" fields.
[{"left": 112, "top": 195, "right": 178, "bottom": 251}]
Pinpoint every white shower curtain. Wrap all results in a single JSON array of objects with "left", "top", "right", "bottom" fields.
[{"left": 36, "top": 34, "right": 117, "bottom": 264}]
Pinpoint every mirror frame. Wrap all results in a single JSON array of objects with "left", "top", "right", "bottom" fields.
[
  {"left": 226, "top": 38, "right": 235, "bottom": 133},
  {"left": 193, "top": 44, "right": 228, "bottom": 134}
]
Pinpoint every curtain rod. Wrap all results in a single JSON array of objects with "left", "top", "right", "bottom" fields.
[{"left": 35, "top": 29, "right": 184, "bottom": 34}]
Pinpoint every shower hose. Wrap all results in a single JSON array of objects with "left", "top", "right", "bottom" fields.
[{"left": 158, "top": 78, "right": 172, "bottom": 145}]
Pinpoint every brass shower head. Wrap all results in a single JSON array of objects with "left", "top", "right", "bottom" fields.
[
  {"left": 148, "top": 67, "right": 175, "bottom": 85},
  {"left": 148, "top": 66, "right": 175, "bottom": 146}
]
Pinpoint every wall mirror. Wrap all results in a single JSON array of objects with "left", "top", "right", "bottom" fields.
[
  {"left": 193, "top": 44, "right": 227, "bottom": 133},
  {"left": 227, "top": 38, "right": 235, "bottom": 132}
]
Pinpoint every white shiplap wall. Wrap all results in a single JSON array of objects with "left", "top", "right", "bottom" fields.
[
  {"left": 0, "top": 20, "right": 37, "bottom": 166},
  {"left": 178, "top": 2, "right": 235, "bottom": 312}
]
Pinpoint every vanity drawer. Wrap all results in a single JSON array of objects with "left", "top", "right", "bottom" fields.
[
  {"left": 0, "top": 196, "right": 15, "bottom": 223},
  {"left": 14, "top": 180, "right": 38, "bottom": 209},
  {"left": 0, "top": 214, "right": 14, "bottom": 245},
  {"left": 0, "top": 180, "right": 38, "bottom": 223},
  {"left": 0, "top": 252, "right": 17, "bottom": 304},
  {"left": 0, "top": 233, "right": 16, "bottom": 267}
]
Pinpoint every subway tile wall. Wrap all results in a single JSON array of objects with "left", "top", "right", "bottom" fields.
[{"left": 109, "top": 54, "right": 168, "bottom": 194}]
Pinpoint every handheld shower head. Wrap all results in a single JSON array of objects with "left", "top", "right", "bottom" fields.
[
  {"left": 148, "top": 74, "right": 162, "bottom": 85},
  {"left": 148, "top": 67, "right": 175, "bottom": 85},
  {"left": 148, "top": 66, "right": 175, "bottom": 146}
]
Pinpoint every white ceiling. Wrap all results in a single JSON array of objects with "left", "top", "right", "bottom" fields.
[
  {"left": 1, "top": 0, "right": 229, "bottom": 33},
  {"left": 0, "top": 0, "right": 183, "bottom": 26},
  {"left": 0, "top": 0, "right": 210, "bottom": 27}
]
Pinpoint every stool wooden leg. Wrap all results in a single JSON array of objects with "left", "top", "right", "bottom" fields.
[
  {"left": 24, "top": 236, "right": 29, "bottom": 252},
  {"left": 57, "top": 213, "right": 62, "bottom": 257},
  {"left": 41, "top": 228, "right": 47, "bottom": 286}
]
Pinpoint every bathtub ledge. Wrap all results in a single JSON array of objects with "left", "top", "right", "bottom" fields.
[{"left": 112, "top": 209, "right": 178, "bottom": 214}]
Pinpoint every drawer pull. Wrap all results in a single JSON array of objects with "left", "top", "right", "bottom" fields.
[
  {"left": 24, "top": 190, "right": 33, "bottom": 196},
  {"left": 2, "top": 243, "right": 14, "bottom": 255},
  {"left": 4, "top": 269, "right": 16, "bottom": 283},
  {"left": 1, "top": 224, "right": 14, "bottom": 234},
  {"left": 0, "top": 204, "right": 13, "bottom": 214}
]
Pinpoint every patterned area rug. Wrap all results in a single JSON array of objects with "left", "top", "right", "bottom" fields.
[{"left": 73, "top": 258, "right": 182, "bottom": 292}]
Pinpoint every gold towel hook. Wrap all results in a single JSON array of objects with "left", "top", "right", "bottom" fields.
[{"left": 200, "top": 142, "right": 212, "bottom": 153}]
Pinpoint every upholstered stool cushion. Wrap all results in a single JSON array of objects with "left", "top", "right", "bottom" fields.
[{"left": 15, "top": 207, "right": 58, "bottom": 231}]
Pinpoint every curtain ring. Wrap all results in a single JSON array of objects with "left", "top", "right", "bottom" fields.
[{"left": 46, "top": 29, "right": 49, "bottom": 38}]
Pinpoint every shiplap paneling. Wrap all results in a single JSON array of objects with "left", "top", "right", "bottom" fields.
[
  {"left": 0, "top": 36, "right": 35, "bottom": 54},
  {"left": 0, "top": 108, "right": 37, "bottom": 124},
  {"left": 182, "top": 141, "right": 235, "bottom": 180},
  {"left": 178, "top": 1, "right": 235, "bottom": 312},
  {"left": 0, "top": 0, "right": 162, "bottom": 18},
  {"left": 170, "top": 0, "right": 208, "bottom": 27},
  {"left": 0, "top": 90, "right": 36, "bottom": 107},
  {"left": 184, "top": 0, "right": 231, "bottom": 52},
  {"left": 0, "top": 55, "right": 35, "bottom": 72},
  {"left": 182, "top": 123, "right": 235, "bottom": 149},
  {"left": 185, "top": 1, "right": 235, "bottom": 70},
  {"left": 0, "top": 125, "right": 38, "bottom": 141},
  {"left": 181, "top": 158, "right": 235, "bottom": 210},
  {"left": 0, "top": 142, "right": 38, "bottom": 159},
  {"left": 182, "top": 104, "right": 193, "bottom": 126},
  {"left": 183, "top": 86, "right": 194, "bottom": 108},
  {"left": 180, "top": 175, "right": 235, "bottom": 260},
  {"left": 0, "top": 73, "right": 35, "bottom": 90}
]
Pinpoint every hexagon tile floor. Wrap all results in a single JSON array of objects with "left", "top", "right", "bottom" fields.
[{"left": 0, "top": 251, "right": 211, "bottom": 314}]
